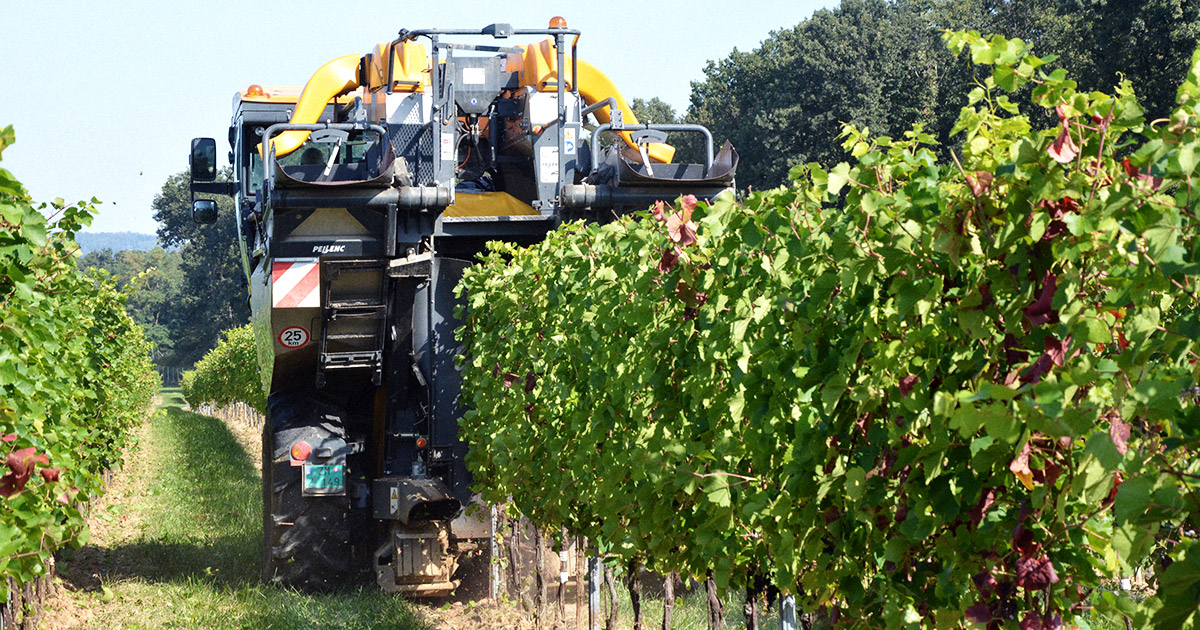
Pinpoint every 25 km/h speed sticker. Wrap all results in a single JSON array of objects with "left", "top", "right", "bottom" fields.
[{"left": 278, "top": 326, "right": 310, "bottom": 349}]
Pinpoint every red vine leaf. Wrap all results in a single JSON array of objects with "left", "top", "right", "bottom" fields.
[
  {"left": 1106, "top": 470, "right": 1125, "bottom": 505},
  {"left": 1013, "top": 525, "right": 1038, "bottom": 555},
  {"left": 57, "top": 487, "right": 79, "bottom": 505},
  {"left": 965, "top": 602, "right": 993, "bottom": 624},
  {"left": 651, "top": 201, "right": 667, "bottom": 223},
  {"left": 679, "top": 194, "right": 698, "bottom": 219},
  {"left": 1020, "top": 353, "right": 1054, "bottom": 385},
  {"left": 966, "top": 171, "right": 994, "bottom": 197},
  {"left": 1044, "top": 335, "right": 1068, "bottom": 368},
  {"left": 1121, "top": 157, "right": 1163, "bottom": 190},
  {"left": 1, "top": 433, "right": 16, "bottom": 443},
  {"left": 1107, "top": 410, "right": 1130, "bottom": 456},
  {"left": 1015, "top": 555, "right": 1059, "bottom": 591},
  {"left": 1137, "top": 171, "right": 1163, "bottom": 190},
  {"left": 1004, "top": 334, "right": 1029, "bottom": 365},
  {"left": 657, "top": 246, "right": 682, "bottom": 273},
  {"left": 1048, "top": 128, "right": 1079, "bottom": 164},
  {"left": 973, "top": 569, "right": 1000, "bottom": 597},
  {"left": 667, "top": 212, "right": 698, "bottom": 247},
  {"left": 1009, "top": 441, "right": 1033, "bottom": 477},
  {"left": 667, "top": 196, "right": 699, "bottom": 247},
  {"left": 1, "top": 447, "right": 48, "bottom": 498},
  {"left": 39, "top": 468, "right": 61, "bottom": 483},
  {"left": 970, "top": 487, "right": 1000, "bottom": 527},
  {"left": 1022, "top": 272, "right": 1059, "bottom": 328},
  {"left": 1034, "top": 197, "right": 1078, "bottom": 241},
  {"left": 1048, "top": 106, "right": 1079, "bottom": 164},
  {"left": 898, "top": 374, "right": 919, "bottom": 398}
]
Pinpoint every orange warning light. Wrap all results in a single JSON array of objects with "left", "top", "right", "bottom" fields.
[
  {"left": 416, "top": 437, "right": 428, "bottom": 448},
  {"left": 246, "top": 84, "right": 265, "bottom": 96},
  {"left": 290, "top": 440, "right": 312, "bottom": 461},
  {"left": 549, "top": 16, "right": 567, "bottom": 29}
]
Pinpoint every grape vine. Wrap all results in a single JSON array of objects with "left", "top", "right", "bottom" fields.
[
  {"left": 457, "top": 33, "right": 1200, "bottom": 628},
  {"left": 181, "top": 324, "right": 265, "bottom": 414},
  {"left": 0, "top": 125, "right": 158, "bottom": 597}
]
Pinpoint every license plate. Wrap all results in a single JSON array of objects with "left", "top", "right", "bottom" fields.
[{"left": 302, "top": 463, "right": 344, "bottom": 494}]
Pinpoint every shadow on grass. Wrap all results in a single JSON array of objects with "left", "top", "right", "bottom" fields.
[
  {"left": 62, "top": 404, "right": 262, "bottom": 590},
  {"left": 55, "top": 395, "right": 430, "bottom": 629}
]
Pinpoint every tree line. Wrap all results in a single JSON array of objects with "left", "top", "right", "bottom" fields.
[
  {"left": 78, "top": 172, "right": 247, "bottom": 368},
  {"left": 661, "top": 0, "right": 1200, "bottom": 190}
]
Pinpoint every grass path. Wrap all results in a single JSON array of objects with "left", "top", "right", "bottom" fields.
[{"left": 41, "top": 388, "right": 429, "bottom": 630}]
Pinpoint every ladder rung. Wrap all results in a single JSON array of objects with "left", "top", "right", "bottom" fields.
[{"left": 326, "top": 333, "right": 378, "bottom": 341}]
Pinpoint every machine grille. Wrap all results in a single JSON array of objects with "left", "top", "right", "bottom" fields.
[{"left": 390, "top": 124, "right": 435, "bottom": 185}]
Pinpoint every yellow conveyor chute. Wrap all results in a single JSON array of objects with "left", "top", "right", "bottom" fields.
[
  {"left": 267, "top": 38, "right": 673, "bottom": 165},
  {"left": 514, "top": 39, "right": 676, "bottom": 164},
  {"left": 264, "top": 54, "right": 362, "bottom": 160},
  {"left": 262, "top": 42, "right": 429, "bottom": 160}
]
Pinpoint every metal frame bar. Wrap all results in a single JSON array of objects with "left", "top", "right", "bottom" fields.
[
  {"left": 384, "top": 24, "right": 583, "bottom": 213},
  {"left": 590, "top": 123, "right": 715, "bottom": 175}
]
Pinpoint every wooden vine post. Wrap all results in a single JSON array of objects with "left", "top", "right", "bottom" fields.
[
  {"left": 661, "top": 573, "right": 677, "bottom": 630},
  {"left": 556, "top": 528, "right": 568, "bottom": 625},
  {"left": 706, "top": 574, "right": 724, "bottom": 630},
  {"left": 626, "top": 558, "right": 643, "bottom": 630},
  {"left": 535, "top": 526, "right": 546, "bottom": 628},
  {"left": 604, "top": 564, "right": 619, "bottom": 630},
  {"left": 575, "top": 537, "right": 586, "bottom": 630}
]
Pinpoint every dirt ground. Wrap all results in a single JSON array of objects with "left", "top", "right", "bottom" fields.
[{"left": 38, "top": 402, "right": 160, "bottom": 630}]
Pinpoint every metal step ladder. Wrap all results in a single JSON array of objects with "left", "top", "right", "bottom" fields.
[{"left": 317, "top": 260, "right": 387, "bottom": 388}]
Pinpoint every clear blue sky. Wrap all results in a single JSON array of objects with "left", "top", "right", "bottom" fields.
[{"left": 1, "top": 0, "right": 835, "bottom": 235}]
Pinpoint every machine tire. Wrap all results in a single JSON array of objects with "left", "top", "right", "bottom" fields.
[{"left": 261, "top": 391, "right": 353, "bottom": 592}]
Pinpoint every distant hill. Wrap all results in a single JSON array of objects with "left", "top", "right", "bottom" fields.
[{"left": 76, "top": 231, "right": 160, "bottom": 255}]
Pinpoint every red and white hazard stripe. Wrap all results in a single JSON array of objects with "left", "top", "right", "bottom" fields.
[{"left": 272, "top": 260, "right": 320, "bottom": 308}]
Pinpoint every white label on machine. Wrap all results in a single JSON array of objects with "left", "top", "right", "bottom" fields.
[
  {"left": 539, "top": 146, "right": 559, "bottom": 183},
  {"left": 462, "top": 67, "right": 486, "bottom": 85},
  {"left": 386, "top": 93, "right": 431, "bottom": 125},
  {"left": 389, "top": 487, "right": 399, "bottom": 514},
  {"left": 441, "top": 133, "right": 454, "bottom": 161},
  {"left": 564, "top": 127, "right": 576, "bottom": 155},
  {"left": 527, "top": 92, "right": 558, "bottom": 126}
]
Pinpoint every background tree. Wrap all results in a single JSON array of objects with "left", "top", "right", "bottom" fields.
[
  {"left": 630, "top": 97, "right": 679, "bottom": 125},
  {"left": 686, "top": 0, "right": 1200, "bottom": 191},
  {"left": 1059, "top": 0, "right": 1200, "bottom": 121},
  {"left": 687, "top": 0, "right": 946, "bottom": 189},
  {"left": 78, "top": 246, "right": 184, "bottom": 363},
  {"left": 151, "top": 170, "right": 248, "bottom": 366}
]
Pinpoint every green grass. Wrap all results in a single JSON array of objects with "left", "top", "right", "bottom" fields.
[
  {"left": 53, "top": 387, "right": 429, "bottom": 630},
  {"left": 607, "top": 582, "right": 780, "bottom": 630}
]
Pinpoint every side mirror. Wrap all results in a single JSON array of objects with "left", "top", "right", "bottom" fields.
[
  {"left": 190, "top": 138, "right": 217, "bottom": 182},
  {"left": 192, "top": 199, "right": 218, "bottom": 224}
]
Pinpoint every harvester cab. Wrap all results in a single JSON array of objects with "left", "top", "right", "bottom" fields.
[{"left": 188, "top": 20, "right": 736, "bottom": 596}]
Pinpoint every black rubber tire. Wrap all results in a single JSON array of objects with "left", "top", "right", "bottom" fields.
[{"left": 261, "top": 391, "right": 353, "bottom": 592}]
